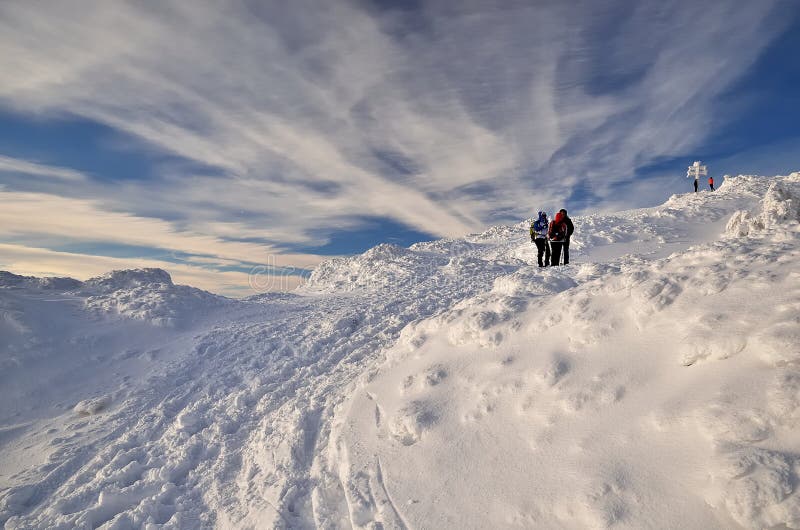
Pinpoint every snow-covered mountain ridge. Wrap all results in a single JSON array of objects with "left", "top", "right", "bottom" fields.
[
  {"left": 1, "top": 268, "right": 229, "bottom": 329},
  {"left": 1, "top": 173, "right": 799, "bottom": 529}
]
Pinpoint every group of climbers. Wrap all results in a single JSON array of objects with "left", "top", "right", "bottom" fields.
[
  {"left": 530, "top": 164, "right": 719, "bottom": 267},
  {"left": 531, "top": 161, "right": 720, "bottom": 266},
  {"left": 529, "top": 209, "right": 574, "bottom": 267}
]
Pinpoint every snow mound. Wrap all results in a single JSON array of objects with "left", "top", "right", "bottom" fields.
[
  {"left": 73, "top": 395, "right": 112, "bottom": 416},
  {"left": 83, "top": 269, "right": 229, "bottom": 327},
  {"left": 0, "top": 271, "right": 82, "bottom": 291},
  {"left": 303, "top": 243, "right": 448, "bottom": 292},
  {"left": 409, "top": 238, "right": 485, "bottom": 255},
  {"left": 726, "top": 174, "right": 800, "bottom": 237},
  {"left": 83, "top": 268, "right": 175, "bottom": 293}
]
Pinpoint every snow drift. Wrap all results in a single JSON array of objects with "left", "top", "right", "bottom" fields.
[{"left": 1, "top": 173, "right": 799, "bottom": 529}]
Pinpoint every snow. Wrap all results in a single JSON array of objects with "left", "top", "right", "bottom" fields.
[
  {"left": 73, "top": 396, "right": 113, "bottom": 416},
  {"left": 81, "top": 269, "right": 231, "bottom": 327},
  {"left": 1, "top": 173, "right": 800, "bottom": 529},
  {"left": 0, "top": 272, "right": 82, "bottom": 291}
]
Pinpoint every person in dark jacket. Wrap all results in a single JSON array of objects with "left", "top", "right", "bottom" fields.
[
  {"left": 559, "top": 208, "right": 574, "bottom": 265},
  {"left": 548, "top": 210, "right": 568, "bottom": 266}
]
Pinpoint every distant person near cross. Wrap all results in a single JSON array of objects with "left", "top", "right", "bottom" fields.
[{"left": 687, "top": 161, "right": 707, "bottom": 193}]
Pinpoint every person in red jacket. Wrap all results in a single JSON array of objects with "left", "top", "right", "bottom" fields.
[
  {"left": 709, "top": 176, "right": 714, "bottom": 191},
  {"left": 548, "top": 210, "right": 568, "bottom": 266}
]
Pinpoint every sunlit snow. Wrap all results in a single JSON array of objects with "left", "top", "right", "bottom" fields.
[{"left": 1, "top": 173, "right": 799, "bottom": 529}]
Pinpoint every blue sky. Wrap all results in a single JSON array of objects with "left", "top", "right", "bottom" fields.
[{"left": 0, "top": 0, "right": 798, "bottom": 296}]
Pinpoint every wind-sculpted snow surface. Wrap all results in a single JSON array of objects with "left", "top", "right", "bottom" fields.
[{"left": 1, "top": 173, "right": 799, "bottom": 529}]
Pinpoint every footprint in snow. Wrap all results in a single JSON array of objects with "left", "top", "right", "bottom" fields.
[{"left": 389, "top": 401, "right": 438, "bottom": 446}]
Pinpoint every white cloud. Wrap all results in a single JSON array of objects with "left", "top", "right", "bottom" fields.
[
  {"left": 0, "top": 0, "right": 790, "bottom": 282},
  {"left": 0, "top": 190, "right": 324, "bottom": 270},
  {"left": 0, "top": 154, "right": 87, "bottom": 181}
]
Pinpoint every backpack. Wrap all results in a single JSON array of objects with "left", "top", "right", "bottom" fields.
[
  {"left": 533, "top": 218, "right": 547, "bottom": 232},
  {"left": 549, "top": 220, "right": 567, "bottom": 241}
]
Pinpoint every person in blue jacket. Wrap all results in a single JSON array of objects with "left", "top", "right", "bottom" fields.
[{"left": 530, "top": 211, "right": 551, "bottom": 267}]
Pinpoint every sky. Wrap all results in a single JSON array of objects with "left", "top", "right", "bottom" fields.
[{"left": 0, "top": 0, "right": 798, "bottom": 297}]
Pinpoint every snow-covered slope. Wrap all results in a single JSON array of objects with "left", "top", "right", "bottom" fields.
[{"left": 1, "top": 173, "right": 799, "bottom": 529}]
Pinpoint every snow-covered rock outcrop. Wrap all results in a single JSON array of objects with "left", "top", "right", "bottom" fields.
[
  {"left": 82, "top": 268, "right": 175, "bottom": 293},
  {"left": 1, "top": 268, "right": 229, "bottom": 328},
  {"left": 0, "top": 271, "right": 82, "bottom": 291},
  {"left": 81, "top": 268, "right": 229, "bottom": 327},
  {"left": 727, "top": 172, "right": 800, "bottom": 237}
]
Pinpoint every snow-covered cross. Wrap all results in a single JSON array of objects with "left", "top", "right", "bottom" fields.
[{"left": 687, "top": 160, "right": 707, "bottom": 179}]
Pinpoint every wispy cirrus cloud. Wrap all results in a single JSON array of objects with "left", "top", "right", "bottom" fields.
[
  {"left": 0, "top": 189, "right": 322, "bottom": 268},
  {"left": 0, "top": 154, "right": 87, "bottom": 182},
  {"left": 0, "top": 0, "right": 792, "bottom": 293}
]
